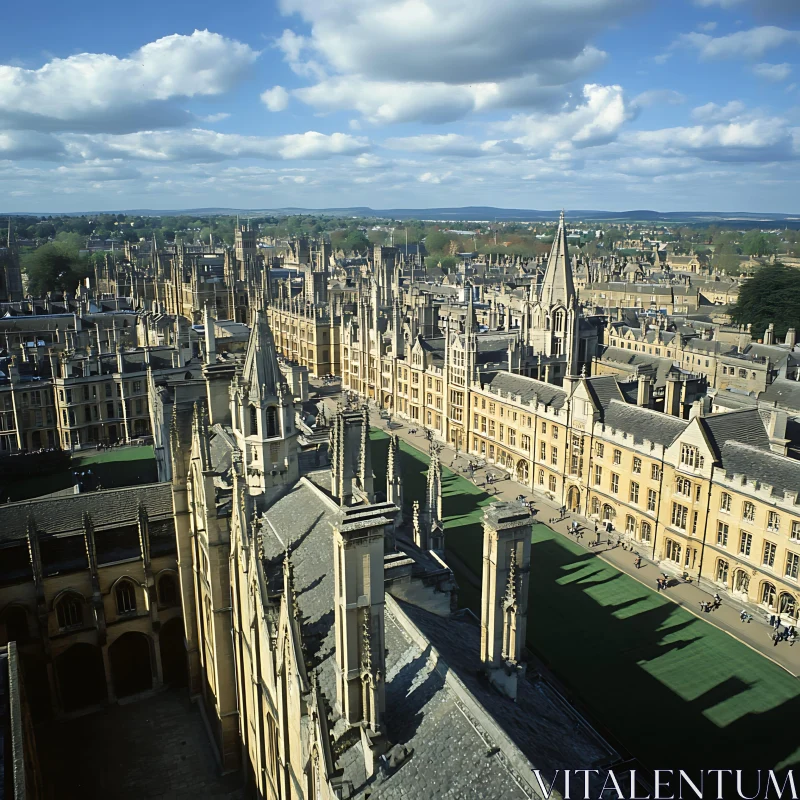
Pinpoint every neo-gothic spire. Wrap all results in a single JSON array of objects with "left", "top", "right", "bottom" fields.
[
  {"left": 539, "top": 211, "right": 575, "bottom": 308},
  {"left": 242, "top": 310, "right": 285, "bottom": 401}
]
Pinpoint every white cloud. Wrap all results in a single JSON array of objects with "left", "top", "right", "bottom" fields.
[
  {"left": 418, "top": 170, "right": 455, "bottom": 185},
  {"left": 493, "top": 84, "right": 632, "bottom": 154},
  {"left": 632, "top": 89, "right": 685, "bottom": 108},
  {"left": 752, "top": 62, "right": 792, "bottom": 81},
  {"left": 278, "top": 0, "right": 641, "bottom": 123},
  {"left": 691, "top": 100, "right": 746, "bottom": 122},
  {"left": 0, "top": 31, "right": 258, "bottom": 134},
  {"left": 629, "top": 117, "right": 798, "bottom": 162},
  {"left": 64, "top": 129, "right": 370, "bottom": 162},
  {"left": 200, "top": 113, "right": 231, "bottom": 123},
  {"left": 697, "top": 22, "right": 718, "bottom": 32},
  {"left": 261, "top": 86, "right": 290, "bottom": 112},
  {"left": 673, "top": 27, "right": 800, "bottom": 60}
]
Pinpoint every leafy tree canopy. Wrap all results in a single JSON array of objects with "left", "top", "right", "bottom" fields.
[
  {"left": 22, "top": 241, "right": 90, "bottom": 296},
  {"left": 731, "top": 264, "right": 800, "bottom": 340}
]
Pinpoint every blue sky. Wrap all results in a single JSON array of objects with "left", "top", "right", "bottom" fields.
[{"left": 2, "top": 0, "right": 799, "bottom": 213}]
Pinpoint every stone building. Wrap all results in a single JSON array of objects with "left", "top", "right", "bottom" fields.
[
  {"left": 464, "top": 369, "right": 800, "bottom": 625},
  {"left": 163, "top": 312, "right": 625, "bottom": 797},
  {"left": 0, "top": 484, "right": 184, "bottom": 719}
]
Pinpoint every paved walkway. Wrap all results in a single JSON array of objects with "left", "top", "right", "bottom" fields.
[
  {"left": 36, "top": 689, "right": 244, "bottom": 800},
  {"left": 315, "top": 389, "right": 800, "bottom": 677}
]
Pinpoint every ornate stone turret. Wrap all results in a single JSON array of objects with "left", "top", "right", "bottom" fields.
[
  {"left": 480, "top": 502, "right": 533, "bottom": 701},
  {"left": 333, "top": 505, "right": 395, "bottom": 735},
  {"left": 331, "top": 408, "right": 374, "bottom": 506},
  {"left": 386, "top": 434, "right": 403, "bottom": 537},
  {"left": 231, "top": 311, "right": 298, "bottom": 505},
  {"left": 425, "top": 450, "right": 444, "bottom": 552}
]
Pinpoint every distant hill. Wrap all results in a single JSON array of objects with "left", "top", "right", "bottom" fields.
[{"left": 4, "top": 206, "right": 798, "bottom": 223}]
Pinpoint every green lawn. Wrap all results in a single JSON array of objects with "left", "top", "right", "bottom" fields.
[
  {"left": 371, "top": 430, "right": 800, "bottom": 774},
  {"left": 2, "top": 446, "right": 158, "bottom": 501}
]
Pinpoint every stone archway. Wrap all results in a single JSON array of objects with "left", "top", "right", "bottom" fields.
[
  {"left": 567, "top": 485, "right": 581, "bottom": 513},
  {"left": 159, "top": 617, "right": 188, "bottom": 688},
  {"left": 516, "top": 459, "right": 529, "bottom": 483},
  {"left": 55, "top": 643, "right": 106, "bottom": 712},
  {"left": 109, "top": 632, "right": 153, "bottom": 697}
]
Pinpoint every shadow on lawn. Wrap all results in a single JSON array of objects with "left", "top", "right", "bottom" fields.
[{"left": 370, "top": 429, "right": 800, "bottom": 775}]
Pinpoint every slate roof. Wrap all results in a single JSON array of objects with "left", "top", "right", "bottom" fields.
[
  {"left": 0, "top": 483, "right": 173, "bottom": 543},
  {"left": 482, "top": 372, "right": 567, "bottom": 410},
  {"left": 602, "top": 400, "right": 688, "bottom": 446},
  {"left": 720, "top": 442, "right": 800, "bottom": 499},
  {"left": 700, "top": 408, "right": 770, "bottom": 460},
  {"left": 760, "top": 378, "right": 800, "bottom": 413},
  {"left": 597, "top": 347, "right": 678, "bottom": 388},
  {"left": 585, "top": 375, "right": 625, "bottom": 410}
]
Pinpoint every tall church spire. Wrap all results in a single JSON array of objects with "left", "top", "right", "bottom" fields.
[{"left": 539, "top": 211, "right": 575, "bottom": 308}]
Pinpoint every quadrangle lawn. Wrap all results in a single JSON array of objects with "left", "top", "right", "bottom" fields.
[{"left": 370, "top": 430, "right": 800, "bottom": 773}]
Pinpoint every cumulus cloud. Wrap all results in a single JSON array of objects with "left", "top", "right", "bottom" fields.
[
  {"left": 261, "top": 86, "right": 290, "bottom": 111},
  {"left": 691, "top": 100, "right": 746, "bottom": 122},
  {"left": 63, "top": 129, "right": 370, "bottom": 162},
  {"left": 277, "top": 0, "right": 642, "bottom": 123},
  {"left": 200, "top": 113, "right": 231, "bottom": 123},
  {"left": 752, "top": 62, "right": 792, "bottom": 81},
  {"left": 673, "top": 27, "right": 800, "bottom": 60},
  {"left": 0, "top": 31, "right": 258, "bottom": 134},
  {"left": 628, "top": 117, "right": 798, "bottom": 162},
  {"left": 492, "top": 84, "right": 633, "bottom": 154}
]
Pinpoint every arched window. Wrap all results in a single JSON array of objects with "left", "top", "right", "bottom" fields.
[
  {"left": 665, "top": 539, "right": 681, "bottom": 563},
  {"left": 761, "top": 582, "right": 776, "bottom": 609},
  {"left": 554, "top": 310, "right": 564, "bottom": 333},
  {"left": 266, "top": 406, "right": 279, "bottom": 438},
  {"left": 779, "top": 592, "right": 797, "bottom": 619},
  {"left": 602, "top": 504, "right": 615, "bottom": 522},
  {"left": 734, "top": 570, "right": 750, "bottom": 595},
  {"left": 716, "top": 559, "right": 729, "bottom": 584},
  {"left": 115, "top": 580, "right": 137, "bottom": 615},
  {"left": 641, "top": 521, "right": 652, "bottom": 542},
  {"left": 250, "top": 405, "right": 258, "bottom": 436},
  {"left": 625, "top": 515, "right": 636, "bottom": 535},
  {"left": 591, "top": 497, "right": 600, "bottom": 516},
  {"left": 56, "top": 594, "right": 83, "bottom": 630},
  {"left": 158, "top": 574, "right": 178, "bottom": 608}
]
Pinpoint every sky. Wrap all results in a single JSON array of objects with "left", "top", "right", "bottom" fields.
[{"left": 1, "top": 0, "right": 799, "bottom": 214}]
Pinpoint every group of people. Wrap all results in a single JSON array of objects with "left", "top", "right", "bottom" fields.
[
  {"left": 699, "top": 593, "right": 722, "bottom": 613},
  {"left": 655, "top": 574, "right": 670, "bottom": 592},
  {"left": 770, "top": 616, "right": 797, "bottom": 647}
]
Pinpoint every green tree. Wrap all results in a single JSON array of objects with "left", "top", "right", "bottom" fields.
[
  {"left": 424, "top": 231, "right": 451, "bottom": 254},
  {"left": 741, "top": 231, "right": 775, "bottom": 258},
  {"left": 731, "top": 264, "right": 800, "bottom": 340},
  {"left": 22, "top": 243, "right": 89, "bottom": 296},
  {"left": 343, "top": 230, "right": 370, "bottom": 255}
]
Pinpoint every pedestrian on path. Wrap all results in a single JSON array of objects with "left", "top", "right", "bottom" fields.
[
  {"left": 656, "top": 579, "right": 662, "bottom": 592},
  {"left": 634, "top": 555, "right": 642, "bottom": 569},
  {"left": 773, "top": 631, "right": 780, "bottom": 647}
]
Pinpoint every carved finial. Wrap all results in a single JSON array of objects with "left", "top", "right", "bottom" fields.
[
  {"left": 503, "top": 546, "right": 518, "bottom": 612},
  {"left": 360, "top": 607, "right": 373, "bottom": 674},
  {"left": 412, "top": 500, "right": 420, "bottom": 539}
]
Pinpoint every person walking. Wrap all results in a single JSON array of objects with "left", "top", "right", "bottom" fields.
[
  {"left": 656, "top": 578, "right": 662, "bottom": 592},
  {"left": 634, "top": 555, "right": 642, "bottom": 569}
]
